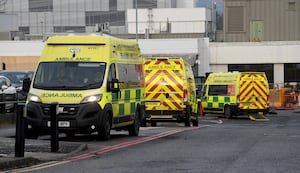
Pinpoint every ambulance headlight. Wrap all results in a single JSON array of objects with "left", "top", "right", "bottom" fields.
[
  {"left": 28, "top": 94, "right": 41, "bottom": 103},
  {"left": 81, "top": 94, "right": 102, "bottom": 103}
]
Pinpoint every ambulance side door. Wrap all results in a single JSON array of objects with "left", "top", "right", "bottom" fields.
[{"left": 107, "top": 63, "right": 122, "bottom": 119}]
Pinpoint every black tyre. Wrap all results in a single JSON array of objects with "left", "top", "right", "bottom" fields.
[
  {"left": 97, "top": 112, "right": 111, "bottom": 140},
  {"left": 224, "top": 106, "right": 231, "bottom": 119},
  {"left": 128, "top": 111, "right": 140, "bottom": 136},
  {"left": 192, "top": 114, "right": 199, "bottom": 127},
  {"left": 140, "top": 109, "right": 147, "bottom": 127},
  {"left": 184, "top": 106, "right": 191, "bottom": 127},
  {"left": 65, "top": 132, "right": 75, "bottom": 138},
  {"left": 150, "top": 121, "right": 157, "bottom": 127},
  {"left": 25, "top": 128, "right": 39, "bottom": 139}
]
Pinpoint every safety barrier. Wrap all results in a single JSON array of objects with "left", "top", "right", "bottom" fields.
[
  {"left": 269, "top": 83, "right": 300, "bottom": 110},
  {"left": 195, "top": 82, "right": 300, "bottom": 112}
]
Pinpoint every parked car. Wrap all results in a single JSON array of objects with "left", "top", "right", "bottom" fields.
[
  {"left": 0, "top": 70, "right": 34, "bottom": 100},
  {"left": 0, "top": 75, "right": 17, "bottom": 113}
]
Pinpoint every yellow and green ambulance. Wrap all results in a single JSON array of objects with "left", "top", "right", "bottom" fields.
[
  {"left": 142, "top": 57, "right": 198, "bottom": 127},
  {"left": 201, "top": 72, "right": 270, "bottom": 118},
  {"left": 23, "top": 35, "right": 145, "bottom": 140}
]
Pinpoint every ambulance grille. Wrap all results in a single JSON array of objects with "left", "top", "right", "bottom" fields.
[{"left": 42, "top": 105, "right": 79, "bottom": 116}]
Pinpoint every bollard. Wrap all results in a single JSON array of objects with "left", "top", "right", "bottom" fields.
[
  {"left": 50, "top": 102, "right": 59, "bottom": 152},
  {"left": 15, "top": 103, "right": 25, "bottom": 157}
]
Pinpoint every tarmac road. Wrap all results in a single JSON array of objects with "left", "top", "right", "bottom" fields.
[{"left": 1, "top": 110, "right": 300, "bottom": 173}]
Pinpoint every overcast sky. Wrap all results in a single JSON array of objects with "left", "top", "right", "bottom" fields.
[{"left": 196, "top": 0, "right": 223, "bottom": 14}]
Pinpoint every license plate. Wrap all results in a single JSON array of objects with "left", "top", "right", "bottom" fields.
[
  {"left": 47, "top": 121, "right": 70, "bottom": 127},
  {"left": 150, "top": 115, "right": 173, "bottom": 119},
  {"left": 146, "top": 102, "right": 160, "bottom": 106}
]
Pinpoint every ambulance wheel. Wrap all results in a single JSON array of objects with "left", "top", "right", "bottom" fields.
[
  {"left": 128, "top": 111, "right": 140, "bottom": 136},
  {"left": 192, "top": 115, "right": 199, "bottom": 127},
  {"left": 141, "top": 118, "right": 147, "bottom": 127},
  {"left": 65, "top": 132, "right": 75, "bottom": 138},
  {"left": 151, "top": 121, "right": 157, "bottom": 127},
  {"left": 184, "top": 106, "right": 192, "bottom": 127},
  {"left": 224, "top": 106, "right": 232, "bottom": 119},
  {"left": 97, "top": 112, "right": 111, "bottom": 140},
  {"left": 25, "top": 128, "right": 39, "bottom": 139},
  {"left": 140, "top": 110, "right": 147, "bottom": 127}
]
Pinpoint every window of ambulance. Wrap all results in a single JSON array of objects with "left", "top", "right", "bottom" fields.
[
  {"left": 118, "top": 64, "right": 143, "bottom": 89},
  {"left": 33, "top": 62, "right": 106, "bottom": 90},
  {"left": 208, "top": 85, "right": 228, "bottom": 96}
]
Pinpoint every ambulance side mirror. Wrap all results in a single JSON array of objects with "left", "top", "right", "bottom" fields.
[
  {"left": 22, "top": 78, "right": 31, "bottom": 93},
  {"left": 200, "top": 85, "right": 207, "bottom": 97},
  {"left": 108, "top": 78, "right": 120, "bottom": 92}
]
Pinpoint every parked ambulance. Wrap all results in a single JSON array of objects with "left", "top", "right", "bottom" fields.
[
  {"left": 23, "top": 34, "right": 145, "bottom": 140},
  {"left": 200, "top": 72, "right": 270, "bottom": 118},
  {"left": 142, "top": 57, "right": 198, "bottom": 127}
]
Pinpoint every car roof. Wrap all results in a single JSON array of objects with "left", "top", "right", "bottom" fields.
[
  {"left": 0, "top": 70, "right": 34, "bottom": 73},
  {"left": 0, "top": 75, "right": 10, "bottom": 79}
]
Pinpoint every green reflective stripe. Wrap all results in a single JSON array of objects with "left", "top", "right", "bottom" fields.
[
  {"left": 208, "top": 102, "right": 213, "bottom": 108},
  {"left": 112, "top": 92, "right": 118, "bottom": 102},
  {"left": 224, "top": 96, "right": 230, "bottom": 102},
  {"left": 136, "top": 89, "right": 141, "bottom": 100},
  {"left": 125, "top": 90, "right": 130, "bottom": 102},
  {"left": 119, "top": 104, "right": 124, "bottom": 115},
  {"left": 130, "top": 102, "right": 135, "bottom": 113},
  {"left": 219, "top": 103, "right": 224, "bottom": 108},
  {"left": 213, "top": 96, "right": 218, "bottom": 102}
]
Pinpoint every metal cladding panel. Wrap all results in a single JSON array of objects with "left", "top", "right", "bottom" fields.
[
  {"left": 0, "top": 15, "right": 18, "bottom": 32},
  {"left": 224, "top": 0, "right": 300, "bottom": 42}
]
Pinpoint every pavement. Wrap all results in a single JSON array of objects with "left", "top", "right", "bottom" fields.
[
  {"left": 0, "top": 109, "right": 297, "bottom": 172},
  {"left": 0, "top": 135, "right": 87, "bottom": 172},
  {"left": 0, "top": 113, "right": 87, "bottom": 172}
]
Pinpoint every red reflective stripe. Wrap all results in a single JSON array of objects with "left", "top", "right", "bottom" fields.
[
  {"left": 162, "top": 70, "right": 183, "bottom": 91},
  {"left": 183, "top": 89, "right": 188, "bottom": 105}
]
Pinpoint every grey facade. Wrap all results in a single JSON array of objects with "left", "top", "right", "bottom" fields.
[
  {"left": 221, "top": 0, "right": 300, "bottom": 42},
  {"left": 0, "top": 0, "right": 197, "bottom": 40}
]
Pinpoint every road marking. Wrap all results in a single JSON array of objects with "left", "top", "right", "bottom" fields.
[
  {"left": 4, "top": 161, "right": 70, "bottom": 173},
  {"left": 6, "top": 126, "right": 200, "bottom": 172},
  {"left": 67, "top": 126, "right": 199, "bottom": 161}
]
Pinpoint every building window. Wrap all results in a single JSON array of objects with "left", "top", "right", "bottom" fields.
[
  {"left": 53, "top": 26, "right": 85, "bottom": 33},
  {"left": 284, "top": 64, "right": 300, "bottom": 82},
  {"left": 228, "top": 64, "right": 274, "bottom": 84},
  {"left": 136, "top": 0, "right": 157, "bottom": 8},
  {"left": 227, "top": 6, "right": 244, "bottom": 32},
  {"left": 110, "top": 0, "right": 117, "bottom": 11},
  {"left": 29, "top": 0, "right": 53, "bottom": 12},
  {"left": 19, "top": 27, "right": 30, "bottom": 34},
  {"left": 288, "top": 1, "right": 296, "bottom": 11},
  {"left": 85, "top": 11, "right": 125, "bottom": 26}
]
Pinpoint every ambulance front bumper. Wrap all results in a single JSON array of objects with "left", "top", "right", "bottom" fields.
[
  {"left": 145, "top": 110, "right": 186, "bottom": 122},
  {"left": 25, "top": 101, "right": 103, "bottom": 134}
]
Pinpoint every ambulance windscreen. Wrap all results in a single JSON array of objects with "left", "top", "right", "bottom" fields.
[{"left": 33, "top": 62, "right": 106, "bottom": 90}]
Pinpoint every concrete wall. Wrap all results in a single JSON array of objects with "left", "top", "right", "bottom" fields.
[
  {"left": 126, "top": 8, "right": 211, "bottom": 34},
  {"left": 1, "top": 39, "right": 300, "bottom": 85},
  {"left": 138, "top": 38, "right": 210, "bottom": 77},
  {"left": 127, "top": 8, "right": 211, "bottom": 34},
  {"left": 209, "top": 41, "right": 300, "bottom": 64},
  {"left": 0, "top": 14, "right": 18, "bottom": 32},
  {"left": 209, "top": 41, "right": 300, "bottom": 84},
  {"left": 0, "top": 40, "right": 44, "bottom": 70}
]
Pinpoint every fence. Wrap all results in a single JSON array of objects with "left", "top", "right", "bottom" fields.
[
  {"left": 195, "top": 82, "right": 300, "bottom": 111},
  {"left": 269, "top": 83, "right": 300, "bottom": 110}
]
